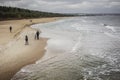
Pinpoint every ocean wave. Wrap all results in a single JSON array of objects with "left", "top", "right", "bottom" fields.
[
  {"left": 105, "top": 25, "right": 116, "bottom": 32},
  {"left": 12, "top": 16, "right": 120, "bottom": 80}
]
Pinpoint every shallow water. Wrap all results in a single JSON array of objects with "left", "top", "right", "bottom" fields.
[{"left": 12, "top": 16, "right": 120, "bottom": 80}]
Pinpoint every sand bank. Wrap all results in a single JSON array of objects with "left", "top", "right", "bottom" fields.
[{"left": 0, "top": 17, "right": 61, "bottom": 80}]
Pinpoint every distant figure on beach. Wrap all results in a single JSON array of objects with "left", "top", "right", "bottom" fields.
[
  {"left": 35, "top": 31, "right": 40, "bottom": 40},
  {"left": 9, "top": 26, "right": 12, "bottom": 33},
  {"left": 104, "top": 24, "right": 107, "bottom": 26},
  {"left": 25, "top": 35, "right": 29, "bottom": 45},
  {"left": 30, "top": 20, "right": 32, "bottom": 22}
]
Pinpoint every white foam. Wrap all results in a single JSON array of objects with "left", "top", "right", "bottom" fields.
[
  {"left": 71, "top": 37, "right": 81, "bottom": 53},
  {"left": 105, "top": 25, "right": 116, "bottom": 32},
  {"left": 47, "top": 39, "right": 72, "bottom": 53},
  {"left": 20, "top": 69, "right": 31, "bottom": 73}
]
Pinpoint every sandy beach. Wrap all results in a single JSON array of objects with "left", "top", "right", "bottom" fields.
[{"left": 0, "top": 17, "right": 61, "bottom": 80}]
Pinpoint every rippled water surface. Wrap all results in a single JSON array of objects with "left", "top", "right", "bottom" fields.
[{"left": 12, "top": 16, "right": 120, "bottom": 80}]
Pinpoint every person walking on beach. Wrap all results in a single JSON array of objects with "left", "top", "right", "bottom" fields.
[
  {"left": 25, "top": 35, "right": 29, "bottom": 45},
  {"left": 9, "top": 26, "right": 12, "bottom": 33},
  {"left": 30, "top": 20, "right": 32, "bottom": 22},
  {"left": 35, "top": 31, "right": 40, "bottom": 40}
]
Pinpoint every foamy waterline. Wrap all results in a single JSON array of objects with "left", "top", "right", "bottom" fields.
[{"left": 12, "top": 16, "right": 120, "bottom": 80}]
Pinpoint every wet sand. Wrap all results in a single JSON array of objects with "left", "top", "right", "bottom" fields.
[{"left": 0, "top": 17, "right": 61, "bottom": 80}]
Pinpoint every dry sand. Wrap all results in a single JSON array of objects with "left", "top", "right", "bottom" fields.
[{"left": 0, "top": 17, "right": 61, "bottom": 80}]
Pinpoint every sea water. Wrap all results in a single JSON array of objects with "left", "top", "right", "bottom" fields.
[{"left": 12, "top": 16, "right": 120, "bottom": 80}]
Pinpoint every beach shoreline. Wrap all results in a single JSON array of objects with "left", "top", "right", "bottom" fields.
[{"left": 0, "top": 17, "right": 62, "bottom": 80}]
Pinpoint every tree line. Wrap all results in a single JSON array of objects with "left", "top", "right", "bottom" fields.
[{"left": 0, "top": 6, "right": 73, "bottom": 20}]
